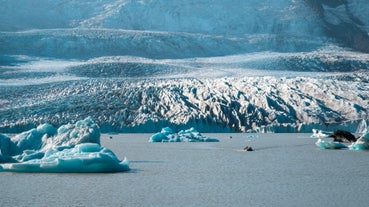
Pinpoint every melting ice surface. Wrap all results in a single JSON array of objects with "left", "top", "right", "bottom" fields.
[
  {"left": 0, "top": 117, "right": 129, "bottom": 173},
  {"left": 149, "top": 127, "right": 219, "bottom": 142}
]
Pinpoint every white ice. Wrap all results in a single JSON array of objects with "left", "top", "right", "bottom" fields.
[{"left": 311, "top": 129, "right": 331, "bottom": 138}]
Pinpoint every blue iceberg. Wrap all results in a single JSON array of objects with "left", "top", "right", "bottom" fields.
[
  {"left": 0, "top": 117, "right": 129, "bottom": 173},
  {"left": 314, "top": 130, "right": 369, "bottom": 151},
  {"left": 149, "top": 127, "right": 219, "bottom": 142},
  {"left": 349, "top": 132, "right": 369, "bottom": 150},
  {"left": 0, "top": 143, "right": 129, "bottom": 173},
  {"left": 315, "top": 138, "right": 348, "bottom": 150}
]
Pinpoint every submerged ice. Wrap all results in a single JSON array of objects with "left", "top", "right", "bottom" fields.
[
  {"left": 0, "top": 117, "right": 129, "bottom": 173},
  {"left": 149, "top": 127, "right": 219, "bottom": 142}
]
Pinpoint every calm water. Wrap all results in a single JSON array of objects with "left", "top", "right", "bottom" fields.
[{"left": 1, "top": 133, "right": 369, "bottom": 207}]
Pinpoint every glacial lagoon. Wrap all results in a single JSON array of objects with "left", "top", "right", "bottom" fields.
[{"left": 1, "top": 133, "right": 369, "bottom": 207}]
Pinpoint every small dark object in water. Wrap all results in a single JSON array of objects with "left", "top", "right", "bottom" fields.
[
  {"left": 243, "top": 146, "right": 254, "bottom": 151},
  {"left": 329, "top": 130, "right": 357, "bottom": 142},
  {"left": 229, "top": 136, "right": 232, "bottom": 139},
  {"left": 109, "top": 136, "right": 113, "bottom": 139}
]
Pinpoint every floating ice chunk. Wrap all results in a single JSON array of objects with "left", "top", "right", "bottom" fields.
[
  {"left": 311, "top": 129, "right": 331, "bottom": 138},
  {"left": 150, "top": 132, "right": 170, "bottom": 142},
  {"left": 0, "top": 143, "right": 129, "bottom": 173},
  {"left": 0, "top": 118, "right": 100, "bottom": 162},
  {"left": 149, "top": 127, "right": 219, "bottom": 142},
  {"left": 50, "top": 117, "right": 101, "bottom": 149},
  {"left": 0, "top": 117, "right": 129, "bottom": 173},
  {"left": 161, "top": 127, "right": 174, "bottom": 135},
  {"left": 0, "top": 117, "right": 101, "bottom": 163},
  {"left": 349, "top": 132, "right": 369, "bottom": 150},
  {"left": 315, "top": 138, "right": 348, "bottom": 149}
]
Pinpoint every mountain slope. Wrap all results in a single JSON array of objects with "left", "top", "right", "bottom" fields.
[{"left": 1, "top": 0, "right": 369, "bottom": 53}]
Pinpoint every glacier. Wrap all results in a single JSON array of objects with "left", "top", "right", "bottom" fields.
[
  {"left": 0, "top": 117, "right": 130, "bottom": 173},
  {"left": 1, "top": 73, "right": 368, "bottom": 133},
  {"left": 1, "top": 0, "right": 369, "bottom": 133}
]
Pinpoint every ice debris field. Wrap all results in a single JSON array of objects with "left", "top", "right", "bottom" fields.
[
  {"left": 0, "top": 118, "right": 221, "bottom": 173},
  {"left": 0, "top": 118, "right": 129, "bottom": 173},
  {"left": 0, "top": 117, "right": 368, "bottom": 173}
]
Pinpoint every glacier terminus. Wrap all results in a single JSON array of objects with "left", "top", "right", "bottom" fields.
[{"left": 0, "top": 0, "right": 369, "bottom": 133}]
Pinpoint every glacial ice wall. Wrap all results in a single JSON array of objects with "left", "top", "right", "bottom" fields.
[{"left": 1, "top": 75, "right": 368, "bottom": 133}]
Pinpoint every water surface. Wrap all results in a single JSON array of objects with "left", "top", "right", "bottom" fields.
[{"left": 1, "top": 133, "right": 369, "bottom": 207}]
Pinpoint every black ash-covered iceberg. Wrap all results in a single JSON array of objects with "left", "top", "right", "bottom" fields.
[{"left": 313, "top": 128, "right": 369, "bottom": 151}]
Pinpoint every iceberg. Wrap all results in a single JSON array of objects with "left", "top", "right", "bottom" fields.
[
  {"left": 349, "top": 132, "right": 369, "bottom": 150},
  {"left": 149, "top": 127, "right": 219, "bottom": 142},
  {"left": 315, "top": 138, "right": 348, "bottom": 150},
  {"left": 310, "top": 129, "right": 331, "bottom": 138},
  {"left": 314, "top": 130, "right": 369, "bottom": 151},
  {"left": 0, "top": 143, "right": 129, "bottom": 173},
  {"left": 0, "top": 117, "right": 129, "bottom": 173},
  {"left": 312, "top": 129, "right": 349, "bottom": 150}
]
